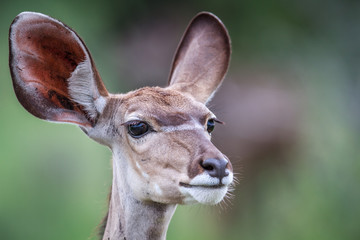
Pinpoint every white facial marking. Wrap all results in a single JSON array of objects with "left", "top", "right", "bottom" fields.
[
  {"left": 135, "top": 161, "right": 140, "bottom": 169},
  {"left": 135, "top": 162, "right": 149, "bottom": 179},
  {"left": 125, "top": 114, "right": 143, "bottom": 123},
  {"left": 161, "top": 123, "right": 203, "bottom": 133},
  {"left": 154, "top": 183, "right": 163, "bottom": 195}
]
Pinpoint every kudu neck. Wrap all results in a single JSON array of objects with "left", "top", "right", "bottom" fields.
[{"left": 102, "top": 153, "right": 177, "bottom": 240}]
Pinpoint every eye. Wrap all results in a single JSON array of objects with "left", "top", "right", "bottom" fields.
[
  {"left": 206, "top": 119, "right": 215, "bottom": 133},
  {"left": 126, "top": 121, "right": 151, "bottom": 138}
]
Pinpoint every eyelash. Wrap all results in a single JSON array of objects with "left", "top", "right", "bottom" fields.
[{"left": 206, "top": 118, "right": 224, "bottom": 134}]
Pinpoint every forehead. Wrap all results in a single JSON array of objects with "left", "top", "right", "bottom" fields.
[{"left": 120, "top": 87, "right": 210, "bottom": 125}]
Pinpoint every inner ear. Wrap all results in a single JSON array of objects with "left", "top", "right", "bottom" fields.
[{"left": 9, "top": 12, "right": 108, "bottom": 127}]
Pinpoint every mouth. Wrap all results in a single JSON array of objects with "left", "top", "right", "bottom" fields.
[{"left": 179, "top": 182, "right": 226, "bottom": 189}]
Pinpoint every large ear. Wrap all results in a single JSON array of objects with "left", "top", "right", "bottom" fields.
[
  {"left": 9, "top": 12, "right": 109, "bottom": 128},
  {"left": 168, "top": 12, "right": 231, "bottom": 104}
]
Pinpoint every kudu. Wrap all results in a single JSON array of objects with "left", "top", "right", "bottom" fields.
[{"left": 9, "top": 11, "right": 234, "bottom": 239}]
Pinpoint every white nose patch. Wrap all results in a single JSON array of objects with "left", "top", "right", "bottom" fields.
[
  {"left": 190, "top": 172, "right": 233, "bottom": 186},
  {"left": 189, "top": 174, "right": 220, "bottom": 186},
  {"left": 180, "top": 185, "right": 229, "bottom": 205},
  {"left": 180, "top": 172, "right": 233, "bottom": 205}
]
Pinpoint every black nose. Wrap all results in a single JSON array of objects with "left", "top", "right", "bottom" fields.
[{"left": 201, "top": 158, "right": 229, "bottom": 184}]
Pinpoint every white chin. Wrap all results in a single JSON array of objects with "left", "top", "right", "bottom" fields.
[{"left": 181, "top": 186, "right": 228, "bottom": 205}]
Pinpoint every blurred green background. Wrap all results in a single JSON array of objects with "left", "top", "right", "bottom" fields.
[{"left": 1, "top": 0, "right": 360, "bottom": 239}]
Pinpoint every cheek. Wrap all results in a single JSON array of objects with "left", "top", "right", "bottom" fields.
[
  {"left": 141, "top": 141, "right": 190, "bottom": 178},
  {"left": 134, "top": 157, "right": 190, "bottom": 203},
  {"left": 127, "top": 162, "right": 185, "bottom": 203},
  {"left": 123, "top": 134, "right": 196, "bottom": 202},
  {"left": 126, "top": 165, "right": 150, "bottom": 200}
]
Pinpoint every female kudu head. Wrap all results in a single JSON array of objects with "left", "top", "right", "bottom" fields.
[{"left": 9, "top": 11, "right": 233, "bottom": 239}]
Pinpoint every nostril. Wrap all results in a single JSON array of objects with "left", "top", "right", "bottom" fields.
[
  {"left": 201, "top": 161, "right": 215, "bottom": 171},
  {"left": 201, "top": 158, "right": 228, "bottom": 183}
]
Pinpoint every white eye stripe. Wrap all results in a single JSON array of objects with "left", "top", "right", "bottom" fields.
[{"left": 160, "top": 124, "right": 204, "bottom": 132}]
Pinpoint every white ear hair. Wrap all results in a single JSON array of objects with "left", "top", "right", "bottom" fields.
[{"left": 68, "top": 57, "right": 107, "bottom": 119}]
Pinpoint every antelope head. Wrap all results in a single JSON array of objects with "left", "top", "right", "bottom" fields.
[{"left": 9, "top": 11, "right": 233, "bottom": 239}]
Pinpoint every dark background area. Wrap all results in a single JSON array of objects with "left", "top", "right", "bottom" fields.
[{"left": 1, "top": 0, "right": 360, "bottom": 239}]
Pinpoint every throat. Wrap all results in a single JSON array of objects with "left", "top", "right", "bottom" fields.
[{"left": 101, "top": 159, "right": 177, "bottom": 240}]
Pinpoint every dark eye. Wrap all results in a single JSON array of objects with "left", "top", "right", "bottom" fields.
[
  {"left": 127, "top": 121, "right": 150, "bottom": 138},
  {"left": 207, "top": 119, "right": 215, "bottom": 133}
]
